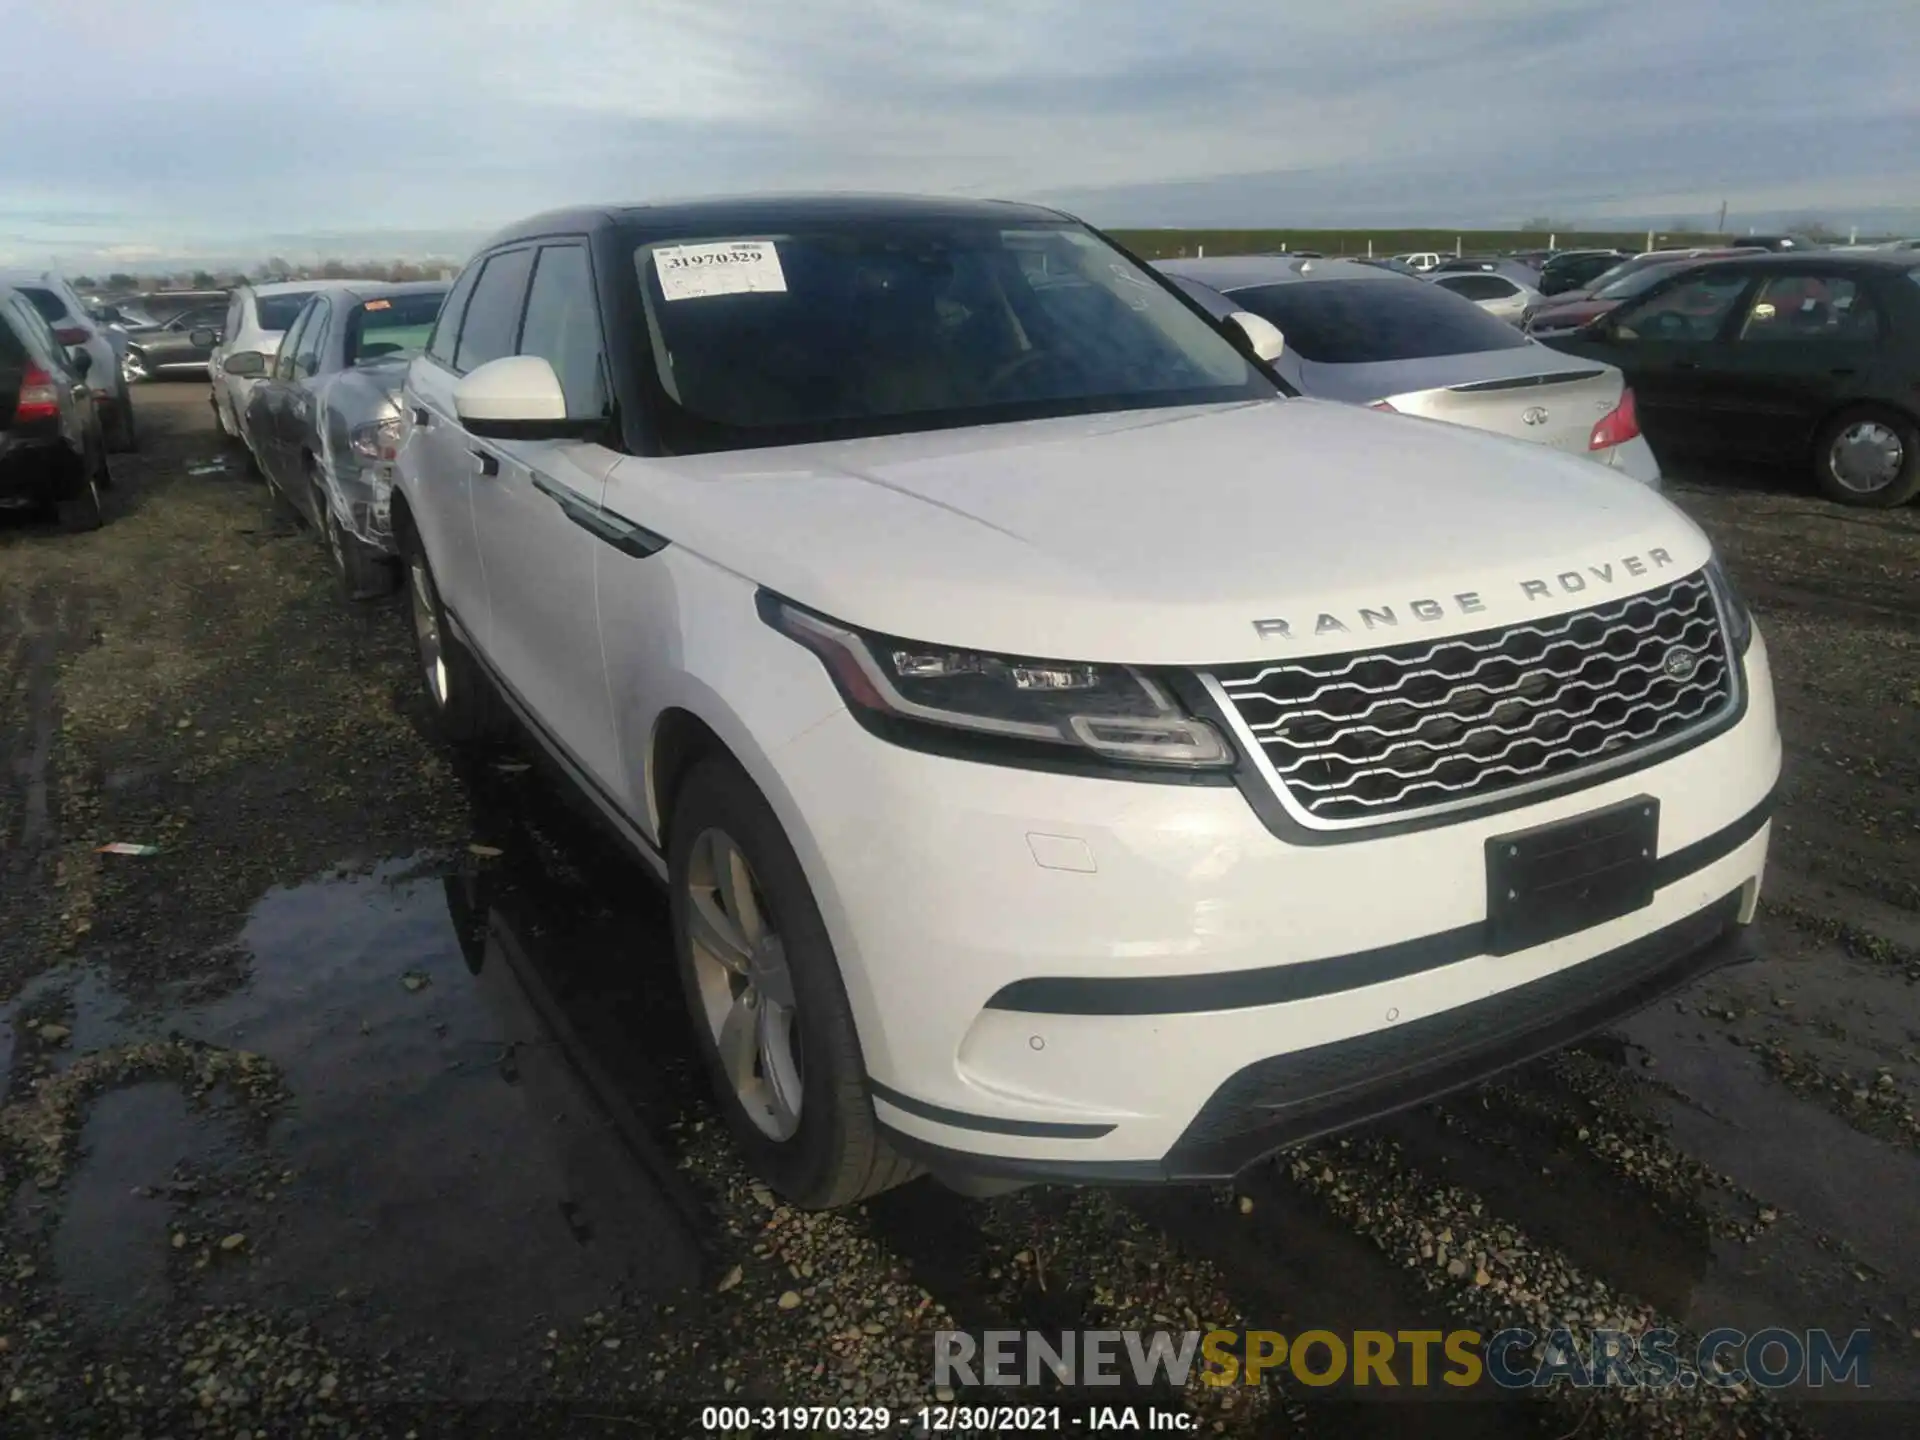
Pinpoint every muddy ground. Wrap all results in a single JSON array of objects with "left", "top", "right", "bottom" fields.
[{"left": 0, "top": 385, "right": 1915, "bottom": 1438}]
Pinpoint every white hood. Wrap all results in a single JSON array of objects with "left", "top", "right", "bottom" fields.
[{"left": 603, "top": 397, "right": 1709, "bottom": 665}]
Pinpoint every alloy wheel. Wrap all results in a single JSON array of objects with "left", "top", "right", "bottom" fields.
[
  {"left": 685, "top": 826, "right": 804, "bottom": 1141},
  {"left": 1828, "top": 421, "right": 1905, "bottom": 494},
  {"left": 408, "top": 559, "right": 449, "bottom": 708}
]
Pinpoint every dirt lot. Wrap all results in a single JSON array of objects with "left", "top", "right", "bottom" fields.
[{"left": 0, "top": 385, "right": 1915, "bottom": 1438}]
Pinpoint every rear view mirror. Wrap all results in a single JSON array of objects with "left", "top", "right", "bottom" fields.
[
  {"left": 1226, "top": 311, "right": 1286, "bottom": 363},
  {"left": 454, "top": 355, "right": 597, "bottom": 440},
  {"left": 190, "top": 328, "right": 217, "bottom": 348},
  {"left": 223, "top": 350, "right": 267, "bottom": 378}
]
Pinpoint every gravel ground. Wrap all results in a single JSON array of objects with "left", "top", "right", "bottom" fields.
[{"left": 0, "top": 387, "right": 1915, "bottom": 1437}]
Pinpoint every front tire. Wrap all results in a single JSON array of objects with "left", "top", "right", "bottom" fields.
[
  {"left": 315, "top": 463, "right": 396, "bottom": 601},
  {"left": 668, "top": 756, "right": 917, "bottom": 1209},
  {"left": 107, "top": 387, "right": 138, "bottom": 453},
  {"left": 56, "top": 444, "right": 108, "bottom": 533},
  {"left": 400, "top": 528, "right": 508, "bottom": 748},
  {"left": 1813, "top": 405, "right": 1920, "bottom": 508}
]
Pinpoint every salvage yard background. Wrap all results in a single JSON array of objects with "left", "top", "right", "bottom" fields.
[{"left": 0, "top": 386, "right": 1915, "bottom": 1437}]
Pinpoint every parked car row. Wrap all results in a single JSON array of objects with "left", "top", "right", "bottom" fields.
[
  {"left": 0, "top": 283, "right": 114, "bottom": 529},
  {"left": 0, "top": 270, "right": 137, "bottom": 451},
  {"left": 365, "top": 194, "right": 1781, "bottom": 1209},
  {"left": 1539, "top": 250, "right": 1920, "bottom": 506}
]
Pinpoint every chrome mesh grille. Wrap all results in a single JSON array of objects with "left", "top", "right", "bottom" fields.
[{"left": 1211, "top": 572, "right": 1735, "bottom": 825}]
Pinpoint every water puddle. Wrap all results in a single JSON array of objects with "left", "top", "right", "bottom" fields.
[{"left": 27, "top": 781, "right": 721, "bottom": 1380}]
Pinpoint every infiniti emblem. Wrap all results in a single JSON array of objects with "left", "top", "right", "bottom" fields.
[
  {"left": 1521, "top": 405, "right": 1550, "bottom": 426},
  {"left": 1663, "top": 650, "right": 1698, "bottom": 681}
]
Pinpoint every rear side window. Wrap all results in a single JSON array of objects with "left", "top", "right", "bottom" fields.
[
  {"left": 21, "top": 287, "right": 69, "bottom": 324},
  {"left": 425, "top": 266, "right": 480, "bottom": 366},
  {"left": 454, "top": 249, "right": 535, "bottom": 373},
  {"left": 1736, "top": 275, "right": 1880, "bottom": 342},
  {"left": 517, "top": 245, "right": 607, "bottom": 416},
  {"left": 1613, "top": 273, "right": 1752, "bottom": 342},
  {"left": 1435, "top": 275, "right": 1516, "bottom": 301},
  {"left": 0, "top": 301, "right": 29, "bottom": 368},
  {"left": 1223, "top": 279, "right": 1529, "bottom": 363},
  {"left": 257, "top": 292, "right": 315, "bottom": 331}
]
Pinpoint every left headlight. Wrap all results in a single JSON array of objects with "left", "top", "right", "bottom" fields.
[
  {"left": 759, "top": 593, "right": 1234, "bottom": 773},
  {"left": 1704, "top": 554, "right": 1754, "bottom": 655},
  {"left": 350, "top": 415, "right": 404, "bottom": 463}
]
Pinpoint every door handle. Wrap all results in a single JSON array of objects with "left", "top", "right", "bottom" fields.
[
  {"left": 470, "top": 449, "right": 499, "bottom": 477},
  {"left": 1830, "top": 367, "right": 1857, "bottom": 378},
  {"left": 1674, "top": 360, "right": 1700, "bottom": 371},
  {"left": 412, "top": 407, "right": 432, "bottom": 427}
]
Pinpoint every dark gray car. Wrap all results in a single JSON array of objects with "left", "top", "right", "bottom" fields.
[
  {"left": 122, "top": 301, "right": 228, "bottom": 382},
  {"left": 244, "top": 281, "right": 449, "bottom": 599}
]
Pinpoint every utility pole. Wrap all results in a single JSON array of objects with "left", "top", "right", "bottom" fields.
[{"left": 1716, "top": 199, "right": 1727, "bottom": 234}]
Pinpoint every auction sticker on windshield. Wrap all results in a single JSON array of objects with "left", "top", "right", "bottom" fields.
[{"left": 654, "top": 240, "right": 787, "bottom": 300}]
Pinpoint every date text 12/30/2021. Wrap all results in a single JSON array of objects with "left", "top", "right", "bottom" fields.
[{"left": 699, "top": 1404, "right": 1197, "bottom": 1433}]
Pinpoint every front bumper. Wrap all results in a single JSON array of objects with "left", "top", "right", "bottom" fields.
[{"left": 768, "top": 634, "right": 1780, "bottom": 1181}]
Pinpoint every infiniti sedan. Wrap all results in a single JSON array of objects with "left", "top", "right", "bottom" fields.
[{"left": 1157, "top": 256, "right": 1658, "bottom": 485}]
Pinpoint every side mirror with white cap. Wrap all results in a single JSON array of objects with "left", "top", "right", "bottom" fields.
[
  {"left": 1226, "top": 311, "right": 1286, "bottom": 364},
  {"left": 453, "top": 355, "right": 600, "bottom": 441}
]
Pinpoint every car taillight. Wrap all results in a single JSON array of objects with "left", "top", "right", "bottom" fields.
[
  {"left": 14, "top": 364, "right": 60, "bottom": 423},
  {"left": 1590, "top": 387, "right": 1640, "bottom": 450},
  {"left": 53, "top": 325, "right": 90, "bottom": 346},
  {"left": 1369, "top": 400, "right": 1397, "bottom": 412}
]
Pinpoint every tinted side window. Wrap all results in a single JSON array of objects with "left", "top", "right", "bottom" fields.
[
  {"left": 0, "top": 300, "right": 29, "bottom": 368},
  {"left": 454, "top": 249, "right": 534, "bottom": 373},
  {"left": 517, "top": 245, "right": 608, "bottom": 417},
  {"left": 21, "top": 288, "right": 69, "bottom": 324},
  {"left": 1437, "top": 275, "right": 1514, "bottom": 301},
  {"left": 425, "top": 264, "right": 481, "bottom": 366},
  {"left": 1614, "top": 273, "right": 1751, "bottom": 342},
  {"left": 1736, "top": 275, "right": 1880, "bottom": 343}
]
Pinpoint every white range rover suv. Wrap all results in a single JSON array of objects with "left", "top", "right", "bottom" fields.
[{"left": 393, "top": 197, "right": 1780, "bottom": 1208}]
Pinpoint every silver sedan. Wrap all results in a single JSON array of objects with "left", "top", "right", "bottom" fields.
[
  {"left": 244, "top": 282, "right": 449, "bottom": 600},
  {"left": 1158, "top": 255, "right": 1659, "bottom": 486}
]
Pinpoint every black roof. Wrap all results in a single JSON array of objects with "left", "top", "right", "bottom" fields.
[{"left": 481, "top": 193, "right": 1076, "bottom": 249}]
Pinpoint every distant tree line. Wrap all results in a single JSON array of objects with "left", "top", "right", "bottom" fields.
[{"left": 73, "top": 257, "right": 462, "bottom": 294}]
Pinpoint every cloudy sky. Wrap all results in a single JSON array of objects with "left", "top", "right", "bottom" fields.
[{"left": 4, "top": 0, "right": 1917, "bottom": 267}]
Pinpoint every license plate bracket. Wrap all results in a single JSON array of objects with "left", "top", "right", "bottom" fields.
[{"left": 1485, "top": 796, "right": 1659, "bottom": 956}]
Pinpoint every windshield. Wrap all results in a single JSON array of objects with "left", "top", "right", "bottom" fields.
[
  {"left": 1224, "top": 278, "right": 1530, "bottom": 363},
  {"left": 258, "top": 292, "right": 316, "bottom": 331},
  {"left": 1595, "top": 263, "right": 1688, "bottom": 300},
  {"left": 633, "top": 220, "right": 1271, "bottom": 453},
  {"left": 345, "top": 289, "right": 447, "bottom": 364}
]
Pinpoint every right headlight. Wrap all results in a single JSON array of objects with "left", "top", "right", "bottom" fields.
[{"left": 759, "top": 593, "right": 1233, "bottom": 774}]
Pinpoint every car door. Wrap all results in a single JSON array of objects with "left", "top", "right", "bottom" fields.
[
  {"left": 1700, "top": 271, "right": 1889, "bottom": 459},
  {"left": 464, "top": 241, "right": 626, "bottom": 795},
  {"left": 253, "top": 298, "right": 316, "bottom": 490},
  {"left": 401, "top": 260, "right": 490, "bottom": 647},
  {"left": 1576, "top": 270, "right": 1755, "bottom": 453},
  {"left": 282, "top": 296, "right": 334, "bottom": 517}
]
